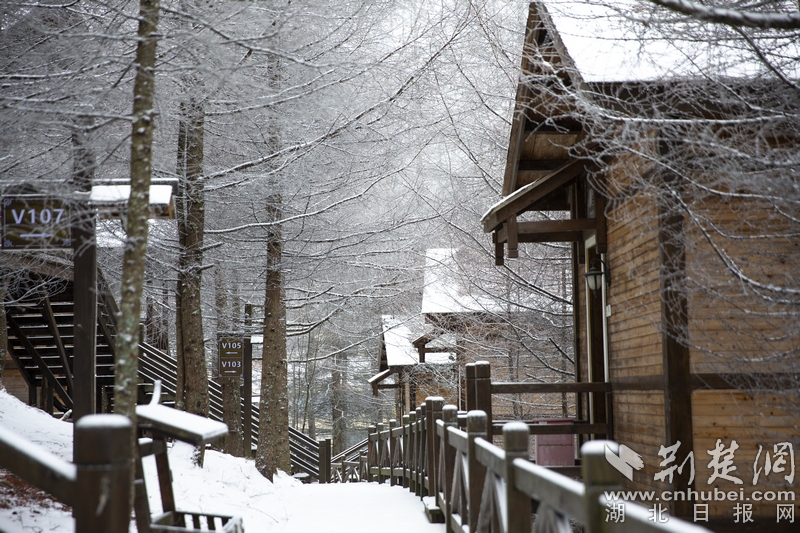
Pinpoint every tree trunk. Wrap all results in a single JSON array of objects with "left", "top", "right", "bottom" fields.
[
  {"left": 256, "top": 197, "right": 290, "bottom": 480},
  {"left": 216, "top": 269, "right": 243, "bottom": 457},
  {"left": 331, "top": 351, "right": 346, "bottom": 456},
  {"left": 175, "top": 99, "right": 209, "bottom": 424},
  {"left": 113, "top": 0, "right": 160, "bottom": 423}
]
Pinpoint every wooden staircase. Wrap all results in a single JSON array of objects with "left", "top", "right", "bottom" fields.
[
  {"left": 5, "top": 271, "right": 119, "bottom": 413},
  {"left": 4, "top": 266, "right": 329, "bottom": 480}
]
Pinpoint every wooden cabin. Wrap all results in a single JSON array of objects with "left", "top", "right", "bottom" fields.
[
  {"left": 371, "top": 314, "right": 456, "bottom": 419},
  {"left": 482, "top": 2, "right": 800, "bottom": 527}
]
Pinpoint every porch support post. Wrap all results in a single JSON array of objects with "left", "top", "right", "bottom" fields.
[{"left": 657, "top": 139, "right": 694, "bottom": 518}]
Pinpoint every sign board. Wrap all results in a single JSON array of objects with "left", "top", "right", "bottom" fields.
[
  {"left": 2, "top": 196, "right": 72, "bottom": 249},
  {"left": 218, "top": 337, "right": 244, "bottom": 377}
]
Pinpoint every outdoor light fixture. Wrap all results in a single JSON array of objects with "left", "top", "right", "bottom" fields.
[{"left": 584, "top": 259, "right": 610, "bottom": 294}]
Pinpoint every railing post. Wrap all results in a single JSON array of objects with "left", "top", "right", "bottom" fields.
[
  {"left": 367, "top": 425, "right": 376, "bottom": 482},
  {"left": 426, "top": 397, "right": 443, "bottom": 499},
  {"left": 467, "top": 410, "right": 487, "bottom": 530},
  {"left": 441, "top": 405, "right": 457, "bottom": 532},
  {"left": 325, "top": 438, "right": 332, "bottom": 483},
  {"left": 581, "top": 440, "right": 622, "bottom": 533},
  {"left": 503, "top": 422, "right": 531, "bottom": 533},
  {"left": 465, "top": 363, "right": 476, "bottom": 411},
  {"left": 408, "top": 411, "right": 417, "bottom": 493},
  {"left": 474, "top": 361, "right": 493, "bottom": 439},
  {"left": 74, "top": 414, "right": 133, "bottom": 533},
  {"left": 416, "top": 403, "right": 428, "bottom": 497},
  {"left": 388, "top": 419, "right": 398, "bottom": 486},
  {"left": 402, "top": 414, "right": 411, "bottom": 489},
  {"left": 318, "top": 438, "right": 331, "bottom": 483},
  {"left": 376, "top": 422, "right": 386, "bottom": 484}
]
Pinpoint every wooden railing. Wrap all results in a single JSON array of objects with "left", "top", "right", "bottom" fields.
[
  {"left": 466, "top": 360, "right": 612, "bottom": 441},
  {"left": 0, "top": 382, "right": 244, "bottom": 533},
  {"left": 137, "top": 342, "right": 331, "bottom": 482},
  {"left": 331, "top": 437, "right": 369, "bottom": 483},
  {"left": 366, "top": 398, "right": 711, "bottom": 533},
  {"left": 0, "top": 414, "right": 134, "bottom": 533}
]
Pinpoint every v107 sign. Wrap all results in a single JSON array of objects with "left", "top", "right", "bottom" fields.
[
  {"left": 218, "top": 338, "right": 244, "bottom": 378},
  {"left": 2, "top": 196, "right": 72, "bottom": 249}
]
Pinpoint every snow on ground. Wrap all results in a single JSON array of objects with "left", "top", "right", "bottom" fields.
[{"left": 0, "top": 391, "right": 444, "bottom": 533}]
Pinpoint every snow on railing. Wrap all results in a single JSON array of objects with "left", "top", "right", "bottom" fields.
[{"left": 365, "top": 398, "right": 711, "bottom": 533}]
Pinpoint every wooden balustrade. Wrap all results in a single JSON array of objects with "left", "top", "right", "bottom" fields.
[
  {"left": 465, "top": 360, "right": 613, "bottom": 440},
  {"left": 0, "top": 414, "right": 133, "bottom": 533},
  {"left": 365, "top": 402, "right": 710, "bottom": 533}
]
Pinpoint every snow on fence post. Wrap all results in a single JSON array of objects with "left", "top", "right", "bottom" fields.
[
  {"left": 467, "top": 410, "right": 487, "bottom": 529},
  {"left": 581, "top": 440, "right": 621, "bottom": 533},
  {"left": 503, "top": 422, "right": 531, "bottom": 533},
  {"left": 74, "top": 414, "right": 134, "bottom": 533}
]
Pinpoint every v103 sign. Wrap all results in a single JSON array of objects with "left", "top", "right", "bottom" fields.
[
  {"left": 218, "top": 337, "right": 244, "bottom": 378},
  {"left": 2, "top": 196, "right": 72, "bottom": 249}
]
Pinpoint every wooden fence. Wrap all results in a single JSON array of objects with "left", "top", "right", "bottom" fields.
[
  {"left": 0, "top": 382, "right": 243, "bottom": 533},
  {"left": 366, "top": 397, "right": 711, "bottom": 533},
  {"left": 0, "top": 414, "right": 134, "bottom": 533},
  {"left": 466, "top": 360, "right": 612, "bottom": 444}
]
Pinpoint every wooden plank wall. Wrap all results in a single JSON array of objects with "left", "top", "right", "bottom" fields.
[{"left": 604, "top": 168, "right": 668, "bottom": 496}]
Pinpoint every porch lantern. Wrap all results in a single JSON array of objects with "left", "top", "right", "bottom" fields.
[{"left": 584, "top": 261, "right": 610, "bottom": 293}]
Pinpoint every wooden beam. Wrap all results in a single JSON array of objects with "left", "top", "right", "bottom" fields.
[
  {"left": 483, "top": 159, "right": 595, "bottom": 233},
  {"left": 491, "top": 382, "right": 610, "bottom": 394},
  {"left": 496, "top": 218, "right": 595, "bottom": 244},
  {"left": 42, "top": 297, "right": 74, "bottom": 395},
  {"left": 7, "top": 315, "right": 72, "bottom": 410},
  {"left": 72, "top": 212, "right": 97, "bottom": 421},
  {"left": 657, "top": 147, "right": 694, "bottom": 518}
]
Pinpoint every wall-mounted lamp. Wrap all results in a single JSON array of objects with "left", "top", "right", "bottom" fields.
[{"left": 584, "top": 259, "right": 610, "bottom": 294}]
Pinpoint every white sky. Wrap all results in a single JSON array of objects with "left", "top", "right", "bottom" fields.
[
  {"left": 543, "top": 0, "right": 799, "bottom": 82},
  {"left": 0, "top": 390, "right": 445, "bottom": 533}
]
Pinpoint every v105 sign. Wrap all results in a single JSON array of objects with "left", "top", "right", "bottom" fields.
[
  {"left": 2, "top": 196, "right": 72, "bottom": 249},
  {"left": 218, "top": 338, "right": 244, "bottom": 378}
]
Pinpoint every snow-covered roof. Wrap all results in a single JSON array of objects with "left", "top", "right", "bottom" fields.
[
  {"left": 90, "top": 184, "right": 173, "bottom": 206},
  {"left": 541, "top": 0, "right": 799, "bottom": 82},
  {"left": 382, "top": 316, "right": 418, "bottom": 367},
  {"left": 421, "top": 249, "right": 500, "bottom": 314},
  {"left": 381, "top": 315, "right": 454, "bottom": 367}
]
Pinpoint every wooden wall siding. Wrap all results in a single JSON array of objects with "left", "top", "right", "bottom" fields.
[
  {"left": 692, "top": 390, "right": 800, "bottom": 518},
  {"left": 613, "top": 391, "right": 667, "bottom": 494},
  {"left": 606, "top": 187, "right": 663, "bottom": 379},
  {"left": 685, "top": 193, "right": 800, "bottom": 375}
]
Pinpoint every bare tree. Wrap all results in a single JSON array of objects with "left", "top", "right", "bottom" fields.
[{"left": 113, "top": 0, "right": 160, "bottom": 421}]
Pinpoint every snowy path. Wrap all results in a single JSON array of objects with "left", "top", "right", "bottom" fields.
[{"left": 274, "top": 483, "right": 446, "bottom": 533}]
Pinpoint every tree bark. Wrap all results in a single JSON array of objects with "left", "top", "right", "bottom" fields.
[
  {"left": 331, "top": 351, "right": 346, "bottom": 456},
  {"left": 256, "top": 197, "right": 290, "bottom": 480},
  {"left": 216, "top": 269, "right": 243, "bottom": 457},
  {"left": 175, "top": 99, "right": 209, "bottom": 424},
  {"left": 113, "top": 0, "right": 160, "bottom": 423}
]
